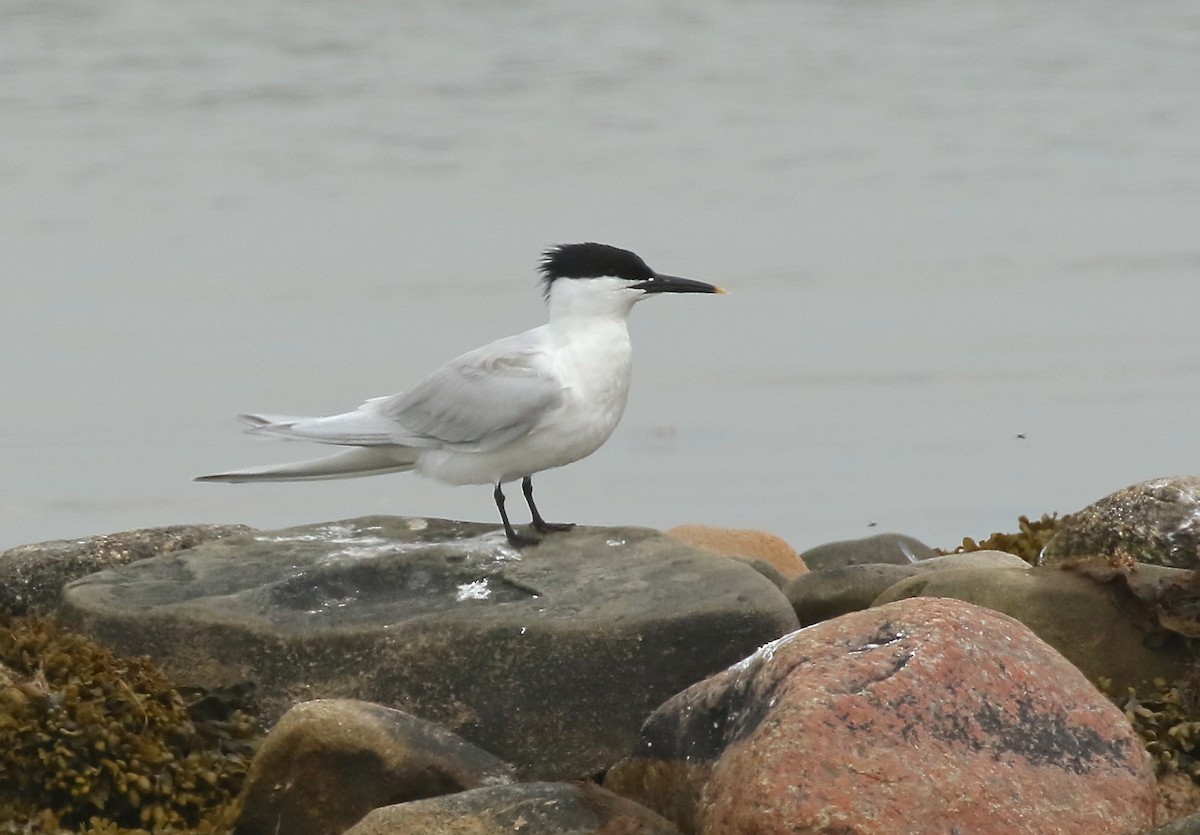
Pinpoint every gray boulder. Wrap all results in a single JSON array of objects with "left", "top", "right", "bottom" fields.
[
  {"left": 0, "top": 524, "right": 251, "bottom": 614},
  {"left": 236, "top": 699, "right": 514, "bottom": 835},
  {"left": 60, "top": 516, "right": 798, "bottom": 779},
  {"left": 799, "top": 532, "right": 935, "bottom": 571},
  {"left": 785, "top": 550, "right": 1029, "bottom": 625},
  {"left": 344, "top": 781, "right": 682, "bottom": 835},
  {"left": 872, "top": 565, "right": 1195, "bottom": 692}
]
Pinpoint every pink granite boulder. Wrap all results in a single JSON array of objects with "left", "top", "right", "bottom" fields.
[{"left": 606, "top": 597, "right": 1156, "bottom": 835}]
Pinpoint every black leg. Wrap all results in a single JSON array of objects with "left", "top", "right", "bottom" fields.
[
  {"left": 495, "top": 482, "right": 539, "bottom": 547},
  {"left": 522, "top": 476, "right": 575, "bottom": 534}
]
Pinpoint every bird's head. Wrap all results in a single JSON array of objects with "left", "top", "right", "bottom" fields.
[{"left": 539, "top": 243, "right": 724, "bottom": 317}]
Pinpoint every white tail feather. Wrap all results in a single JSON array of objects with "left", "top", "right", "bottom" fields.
[{"left": 194, "top": 447, "right": 418, "bottom": 483}]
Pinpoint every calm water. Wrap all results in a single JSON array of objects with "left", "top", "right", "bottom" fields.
[{"left": 4, "top": 0, "right": 1200, "bottom": 552}]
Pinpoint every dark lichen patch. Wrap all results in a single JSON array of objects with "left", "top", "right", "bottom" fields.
[
  {"left": 945, "top": 513, "right": 1070, "bottom": 565},
  {"left": 916, "top": 702, "right": 984, "bottom": 751},
  {"left": 971, "top": 698, "right": 1136, "bottom": 775},
  {"left": 913, "top": 693, "right": 1136, "bottom": 775},
  {"left": 0, "top": 614, "right": 259, "bottom": 833}
]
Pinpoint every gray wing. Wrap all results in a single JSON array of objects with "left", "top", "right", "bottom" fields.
[{"left": 375, "top": 327, "right": 563, "bottom": 451}]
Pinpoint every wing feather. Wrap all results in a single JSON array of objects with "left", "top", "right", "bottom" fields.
[
  {"left": 379, "top": 328, "right": 562, "bottom": 450},
  {"left": 242, "top": 327, "right": 562, "bottom": 452}
]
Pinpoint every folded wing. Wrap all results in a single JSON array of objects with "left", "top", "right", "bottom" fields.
[{"left": 241, "top": 328, "right": 563, "bottom": 453}]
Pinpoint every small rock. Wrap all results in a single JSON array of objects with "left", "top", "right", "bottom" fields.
[
  {"left": 60, "top": 516, "right": 799, "bottom": 779},
  {"left": 1149, "top": 810, "right": 1200, "bottom": 835},
  {"left": 343, "top": 781, "right": 682, "bottom": 835},
  {"left": 0, "top": 524, "right": 252, "bottom": 614},
  {"left": 235, "top": 699, "right": 514, "bottom": 835},
  {"left": 731, "top": 557, "right": 789, "bottom": 590},
  {"left": 872, "top": 565, "right": 1194, "bottom": 693},
  {"left": 666, "top": 525, "right": 807, "bottom": 580},
  {"left": 785, "top": 550, "right": 1028, "bottom": 625},
  {"left": 1042, "top": 476, "right": 1200, "bottom": 568},
  {"left": 799, "top": 532, "right": 934, "bottom": 571},
  {"left": 1154, "top": 772, "right": 1200, "bottom": 832},
  {"left": 606, "top": 598, "right": 1157, "bottom": 835},
  {"left": 786, "top": 563, "right": 917, "bottom": 625}
]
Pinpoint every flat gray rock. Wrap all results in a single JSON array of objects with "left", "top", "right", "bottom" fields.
[
  {"left": 0, "top": 524, "right": 252, "bottom": 614},
  {"left": 60, "top": 516, "right": 798, "bottom": 780}
]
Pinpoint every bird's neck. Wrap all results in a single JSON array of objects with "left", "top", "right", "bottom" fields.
[
  {"left": 545, "top": 278, "right": 638, "bottom": 325},
  {"left": 546, "top": 302, "right": 634, "bottom": 419},
  {"left": 544, "top": 281, "right": 634, "bottom": 368},
  {"left": 546, "top": 306, "right": 632, "bottom": 351}
]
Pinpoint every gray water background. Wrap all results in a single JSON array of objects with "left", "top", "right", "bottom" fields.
[{"left": 4, "top": 0, "right": 1200, "bottom": 552}]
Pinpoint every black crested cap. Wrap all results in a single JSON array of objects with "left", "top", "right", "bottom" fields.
[{"left": 539, "top": 243, "right": 655, "bottom": 294}]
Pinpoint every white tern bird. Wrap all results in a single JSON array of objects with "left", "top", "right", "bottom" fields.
[{"left": 196, "top": 243, "right": 725, "bottom": 547}]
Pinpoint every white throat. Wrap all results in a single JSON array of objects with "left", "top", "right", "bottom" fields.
[{"left": 546, "top": 276, "right": 641, "bottom": 326}]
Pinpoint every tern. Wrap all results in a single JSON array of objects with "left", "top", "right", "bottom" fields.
[{"left": 196, "top": 243, "right": 725, "bottom": 547}]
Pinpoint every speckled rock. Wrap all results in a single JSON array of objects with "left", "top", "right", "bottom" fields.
[
  {"left": 0, "top": 524, "right": 252, "bottom": 614},
  {"left": 785, "top": 550, "right": 1029, "bottom": 625},
  {"left": 606, "top": 598, "right": 1157, "bottom": 835},
  {"left": 666, "top": 525, "right": 807, "bottom": 580},
  {"left": 872, "top": 565, "right": 1194, "bottom": 693},
  {"left": 1041, "top": 476, "right": 1200, "bottom": 569},
  {"left": 59, "top": 516, "right": 798, "bottom": 780},
  {"left": 798, "top": 532, "right": 934, "bottom": 571},
  {"left": 235, "top": 699, "right": 514, "bottom": 835},
  {"left": 343, "top": 782, "right": 682, "bottom": 835}
]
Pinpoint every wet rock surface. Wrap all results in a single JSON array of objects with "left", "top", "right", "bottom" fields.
[
  {"left": 59, "top": 516, "right": 799, "bottom": 780},
  {"left": 798, "top": 532, "right": 935, "bottom": 571},
  {"left": 1042, "top": 476, "right": 1200, "bottom": 569},
  {"left": 606, "top": 597, "right": 1157, "bottom": 835},
  {"left": 236, "top": 699, "right": 514, "bottom": 835},
  {"left": 343, "top": 781, "right": 682, "bottom": 835},
  {"left": 0, "top": 524, "right": 251, "bottom": 615},
  {"left": 785, "top": 549, "right": 1028, "bottom": 625}
]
